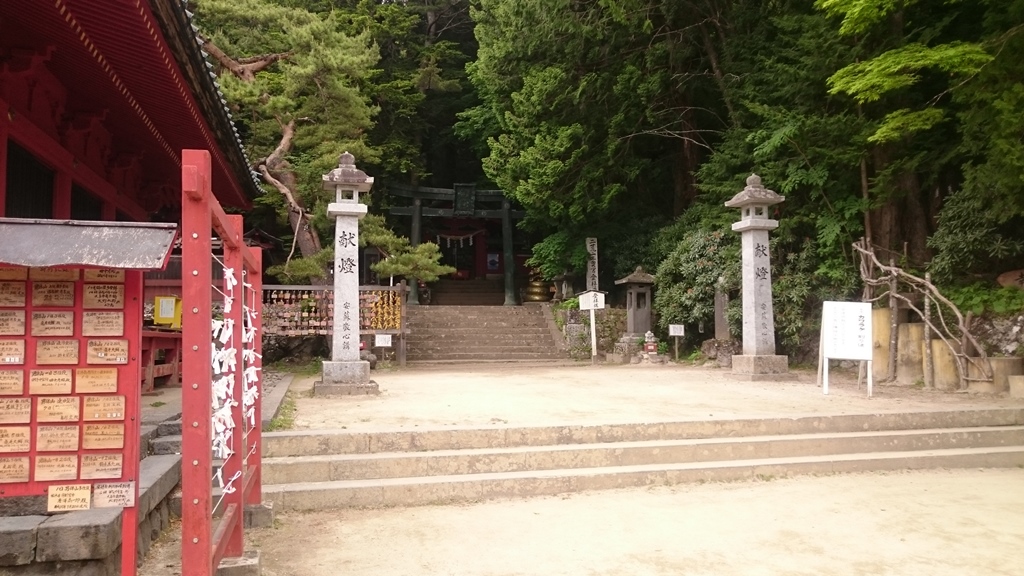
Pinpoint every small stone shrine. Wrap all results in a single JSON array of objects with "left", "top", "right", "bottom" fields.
[
  {"left": 725, "top": 174, "right": 789, "bottom": 380},
  {"left": 316, "top": 153, "right": 379, "bottom": 395},
  {"left": 607, "top": 266, "right": 656, "bottom": 364},
  {"left": 616, "top": 266, "right": 655, "bottom": 337}
]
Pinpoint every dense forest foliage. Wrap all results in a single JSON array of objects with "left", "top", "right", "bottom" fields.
[{"left": 194, "top": 0, "right": 1024, "bottom": 355}]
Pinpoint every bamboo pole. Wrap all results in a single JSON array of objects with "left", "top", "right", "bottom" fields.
[{"left": 923, "top": 272, "right": 934, "bottom": 388}]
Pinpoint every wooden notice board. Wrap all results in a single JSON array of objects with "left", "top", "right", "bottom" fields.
[{"left": 0, "top": 265, "right": 141, "bottom": 513}]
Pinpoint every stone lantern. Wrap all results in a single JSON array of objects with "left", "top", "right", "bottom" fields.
[
  {"left": 724, "top": 174, "right": 789, "bottom": 380},
  {"left": 317, "top": 152, "right": 377, "bottom": 395},
  {"left": 615, "top": 266, "right": 655, "bottom": 336}
]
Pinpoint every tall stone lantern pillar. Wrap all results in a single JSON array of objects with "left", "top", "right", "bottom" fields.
[
  {"left": 725, "top": 174, "right": 789, "bottom": 380},
  {"left": 316, "top": 152, "right": 379, "bottom": 396}
]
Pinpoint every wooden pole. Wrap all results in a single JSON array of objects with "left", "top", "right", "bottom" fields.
[
  {"left": 886, "top": 257, "right": 898, "bottom": 382},
  {"left": 923, "top": 272, "right": 934, "bottom": 388}
]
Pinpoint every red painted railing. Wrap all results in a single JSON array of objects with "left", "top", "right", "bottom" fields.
[{"left": 180, "top": 149, "right": 263, "bottom": 576}]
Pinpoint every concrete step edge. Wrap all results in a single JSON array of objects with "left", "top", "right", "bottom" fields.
[
  {"left": 262, "top": 426, "right": 1024, "bottom": 464},
  {"left": 261, "top": 409, "right": 1024, "bottom": 457},
  {"left": 262, "top": 447, "right": 1024, "bottom": 510}
]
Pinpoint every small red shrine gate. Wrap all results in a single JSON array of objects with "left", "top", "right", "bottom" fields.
[{"left": 179, "top": 149, "right": 264, "bottom": 576}]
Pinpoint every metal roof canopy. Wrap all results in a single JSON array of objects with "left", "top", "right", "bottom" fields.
[{"left": 0, "top": 218, "right": 177, "bottom": 270}]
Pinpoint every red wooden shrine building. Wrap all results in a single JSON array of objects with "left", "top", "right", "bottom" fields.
[{"left": 0, "top": 2, "right": 265, "bottom": 576}]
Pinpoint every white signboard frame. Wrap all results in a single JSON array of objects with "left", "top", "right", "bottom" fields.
[
  {"left": 817, "top": 301, "right": 873, "bottom": 396},
  {"left": 668, "top": 324, "right": 685, "bottom": 337},
  {"left": 375, "top": 334, "right": 393, "bottom": 348},
  {"left": 578, "top": 290, "right": 605, "bottom": 363}
]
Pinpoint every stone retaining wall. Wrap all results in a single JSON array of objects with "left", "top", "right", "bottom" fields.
[{"left": 0, "top": 455, "right": 181, "bottom": 576}]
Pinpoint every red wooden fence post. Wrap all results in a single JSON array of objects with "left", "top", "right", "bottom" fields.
[
  {"left": 181, "top": 149, "right": 214, "bottom": 576},
  {"left": 222, "top": 215, "right": 245, "bottom": 557}
]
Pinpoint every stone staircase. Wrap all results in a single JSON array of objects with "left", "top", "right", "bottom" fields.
[
  {"left": 428, "top": 278, "right": 506, "bottom": 306},
  {"left": 257, "top": 409, "right": 1024, "bottom": 511},
  {"left": 405, "top": 304, "right": 566, "bottom": 362}
]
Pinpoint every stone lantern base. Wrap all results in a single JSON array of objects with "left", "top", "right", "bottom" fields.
[
  {"left": 314, "top": 360, "right": 379, "bottom": 396},
  {"left": 729, "top": 355, "right": 789, "bottom": 381}
]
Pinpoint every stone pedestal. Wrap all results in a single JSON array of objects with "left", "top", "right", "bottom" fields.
[
  {"left": 315, "top": 360, "right": 378, "bottom": 395},
  {"left": 730, "top": 355, "right": 789, "bottom": 381}
]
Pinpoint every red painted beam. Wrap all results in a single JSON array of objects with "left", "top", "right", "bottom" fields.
[
  {"left": 210, "top": 503, "right": 239, "bottom": 567},
  {"left": 4, "top": 98, "right": 149, "bottom": 222}
]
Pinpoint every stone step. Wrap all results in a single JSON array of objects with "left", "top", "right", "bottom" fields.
[
  {"left": 406, "top": 344, "right": 558, "bottom": 353},
  {"left": 405, "top": 330, "right": 557, "bottom": 338},
  {"left": 261, "top": 409, "right": 1024, "bottom": 457},
  {"left": 406, "top": 305, "right": 545, "bottom": 315},
  {"left": 431, "top": 295, "right": 505, "bottom": 306},
  {"left": 406, "top": 351, "right": 567, "bottom": 361},
  {"left": 263, "top": 446, "right": 1024, "bottom": 511},
  {"left": 406, "top": 340, "right": 553, "bottom": 349},
  {"left": 260, "top": 426, "right": 1024, "bottom": 484},
  {"left": 408, "top": 322, "right": 548, "bottom": 331}
]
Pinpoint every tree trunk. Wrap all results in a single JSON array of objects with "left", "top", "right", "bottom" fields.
[
  {"left": 258, "top": 119, "right": 326, "bottom": 282},
  {"left": 672, "top": 126, "right": 700, "bottom": 216}
]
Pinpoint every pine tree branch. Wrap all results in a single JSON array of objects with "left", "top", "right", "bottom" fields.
[{"left": 200, "top": 36, "right": 291, "bottom": 83}]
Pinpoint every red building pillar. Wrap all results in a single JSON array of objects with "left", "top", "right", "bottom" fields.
[
  {"left": 52, "top": 171, "right": 71, "bottom": 218},
  {"left": 475, "top": 229, "right": 487, "bottom": 278},
  {"left": 0, "top": 102, "right": 8, "bottom": 217}
]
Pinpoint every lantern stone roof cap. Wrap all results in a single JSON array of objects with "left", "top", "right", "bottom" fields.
[
  {"left": 615, "top": 266, "right": 655, "bottom": 286},
  {"left": 724, "top": 174, "right": 785, "bottom": 208},
  {"left": 323, "top": 152, "right": 373, "bottom": 187}
]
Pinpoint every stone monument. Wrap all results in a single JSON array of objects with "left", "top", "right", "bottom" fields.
[
  {"left": 316, "top": 152, "right": 378, "bottom": 395},
  {"left": 607, "top": 266, "right": 655, "bottom": 364},
  {"left": 725, "top": 174, "right": 789, "bottom": 380}
]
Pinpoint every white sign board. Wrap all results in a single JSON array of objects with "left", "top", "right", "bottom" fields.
[
  {"left": 668, "top": 324, "right": 685, "bottom": 337},
  {"left": 578, "top": 291, "right": 605, "bottom": 311},
  {"left": 819, "top": 301, "right": 873, "bottom": 396},
  {"left": 585, "top": 237, "right": 599, "bottom": 292},
  {"left": 375, "top": 334, "right": 393, "bottom": 348},
  {"left": 822, "top": 301, "right": 872, "bottom": 361}
]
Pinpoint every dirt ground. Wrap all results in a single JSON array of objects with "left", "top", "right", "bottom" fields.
[
  {"left": 143, "top": 469, "right": 1024, "bottom": 576},
  {"left": 289, "top": 363, "right": 1023, "bottom": 431},
  {"left": 139, "top": 363, "right": 1024, "bottom": 576}
]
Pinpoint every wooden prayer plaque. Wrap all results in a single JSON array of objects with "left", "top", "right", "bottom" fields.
[
  {"left": 86, "top": 339, "right": 129, "bottom": 365},
  {"left": 34, "top": 454, "right": 79, "bottom": 481},
  {"left": 75, "top": 368, "right": 118, "bottom": 393},
  {"left": 37, "top": 396, "right": 81, "bottom": 423},
  {"left": 92, "top": 481, "right": 135, "bottom": 508},
  {"left": 0, "top": 311, "right": 25, "bottom": 336},
  {"left": 82, "top": 284, "right": 123, "bottom": 309},
  {"left": 0, "top": 282, "right": 26, "bottom": 307},
  {"left": 82, "top": 395, "right": 125, "bottom": 421},
  {"left": 29, "top": 369, "right": 73, "bottom": 395},
  {"left": 81, "top": 312, "right": 123, "bottom": 337},
  {"left": 0, "top": 426, "right": 30, "bottom": 453},
  {"left": 31, "top": 311, "right": 75, "bottom": 336},
  {"left": 0, "top": 370, "right": 23, "bottom": 395},
  {"left": 47, "top": 484, "right": 91, "bottom": 511},
  {"left": 80, "top": 453, "right": 122, "bottom": 480},
  {"left": 0, "top": 267, "right": 27, "bottom": 281},
  {"left": 84, "top": 269, "right": 125, "bottom": 282},
  {"left": 0, "top": 339, "right": 25, "bottom": 365},
  {"left": 36, "top": 339, "right": 79, "bottom": 365},
  {"left": 0, "top": 398, "right": 31, "bottom": 424},
  {"left": 30, "top": 267, "right": 79, "bottom": 281},
  {"left": 0, "top": 457, "right": 30, "bottom": 483},
  {"left": 82, "top": 423, "right": 124, "bottom": 450},
  {"left": 32, "top": 282, "right": 75, "bottom": 307},
  {"left": 36, "top": 425, "right": 80, "bottom": 452}
]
